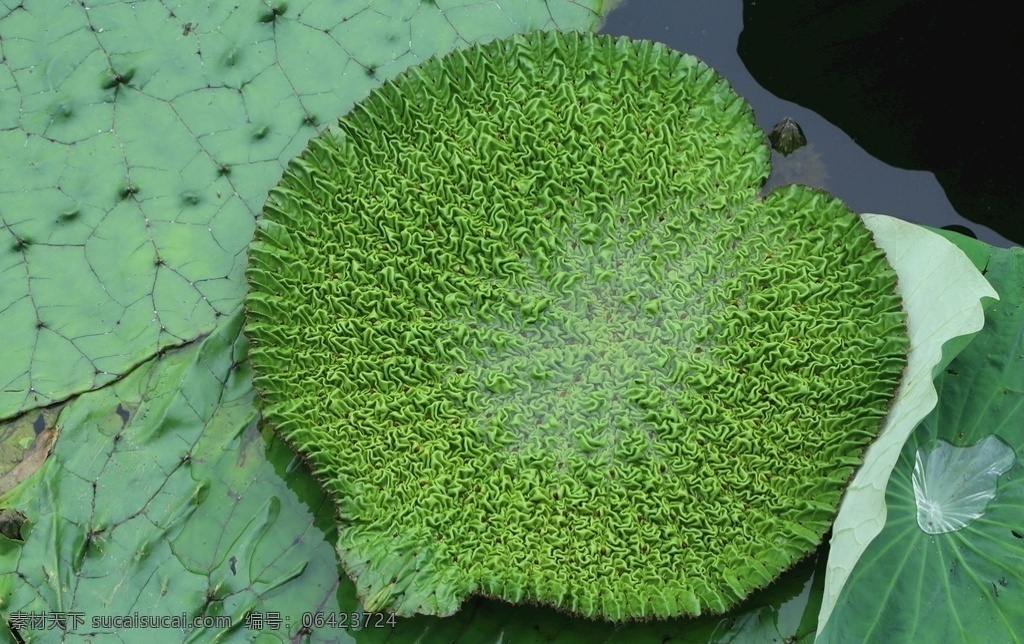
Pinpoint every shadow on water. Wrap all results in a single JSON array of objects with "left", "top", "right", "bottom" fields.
[{"left": 600, "top": 0, "right": 1021, "bottom": 248}]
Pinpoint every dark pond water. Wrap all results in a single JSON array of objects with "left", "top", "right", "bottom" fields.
[{"left": 599, "top": 0, "right": 1017, "bottom": 248}]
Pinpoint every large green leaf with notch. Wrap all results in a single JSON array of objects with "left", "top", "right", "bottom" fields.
[
  {"left": 0, "top": 0, "right": 1010, "bottom": 640},
  {"left": 0, "top": 0, "right": 611, "bottom": 420},
  {"left": 246, "top": 29, "right": 914, "bottom": 621},
  {"left": 817, "top": 243, "right": 1024, "bottom": 643}
]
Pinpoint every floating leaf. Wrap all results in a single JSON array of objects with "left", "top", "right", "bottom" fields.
[{"left": 247, "top": 31, "right": 912, "bottom": 621}]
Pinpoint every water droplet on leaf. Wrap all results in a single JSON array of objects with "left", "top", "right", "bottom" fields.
[{"left": 913, "top": 436, "right": 1015, "bottom": 534}]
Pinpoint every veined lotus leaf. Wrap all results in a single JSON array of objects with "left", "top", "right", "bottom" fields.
[
  {"left": 245, "top": 31, "right": 909, "bottom": 621},
  {"left": 816, "top": 244, "right": 1023, "bottom": 643},
  {"left": 0, "top": 0, "right": 612, "bottom": 421}
]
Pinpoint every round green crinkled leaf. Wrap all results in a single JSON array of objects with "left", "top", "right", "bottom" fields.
[{"left": 245, "top": 31, "right": 909, "bottom": 621}]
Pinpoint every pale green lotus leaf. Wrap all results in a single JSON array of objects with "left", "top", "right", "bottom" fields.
[
  {"left": 0, "top": 0, "right": 610, "bottom": 421},
  {"left": 0, "top": 311, "right": 363, "bottom": 642},
  {"left": 817, "top": 243, "right": 1024, "bottom": 642},
  {"left": 817, "top": 214, "right": 999, "bottom": 635}
]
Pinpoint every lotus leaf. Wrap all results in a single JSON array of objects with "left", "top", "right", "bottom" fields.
[
  {"left": 818, "top": 215, "right": 999, "bottom": 633},
  {"left": 0, "top": 311, "right": 356, "bottom": 642},
  {"left": 817, "top": 244, "right": 1024, "bottom": 643},
  {"left": 0, "top": 0, "right": 611, "bottom": 421}
]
